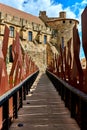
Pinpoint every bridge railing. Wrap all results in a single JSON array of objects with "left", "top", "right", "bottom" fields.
[
  {"left": 46, "top": 7, "right": 87, "bottom": 130},
  {"left": 0, "top": 25, "right": 39, "bottom": 130},
  {"left": 1, "top": 70, "right": 39, "bottom": 130},
  {"left": 47, "top": 70, "right": 87, "bottom": 130}
]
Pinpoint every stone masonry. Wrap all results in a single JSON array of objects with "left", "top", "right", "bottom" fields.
[{"left": 0, "top": 3, "right": 79, "bottom": 72}]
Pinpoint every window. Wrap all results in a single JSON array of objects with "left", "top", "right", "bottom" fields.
[
  {"left": 9, "top": 45, "right": 13, "bottom": 62},
  {"left": 61, "top": 37, "right": 64, "bottom": 50},
  {"left": 70, "top": 20, "right": 72, "bottom": 24},
  {"left": 44, "top": 35, "right": 47, "bottom": 44},
  {"left": 28, "top": 31, "right": 32, "bottom": 41},
  {"left": 9, "top": 26, "right": 14, "bottom": 37},
  {"left": 52, "top": 29, "right": 58, "bottom": 37},
  {"left": 63, "top": 20, "right": 65, "bottom": 23}
]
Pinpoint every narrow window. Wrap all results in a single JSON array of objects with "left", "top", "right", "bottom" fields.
[
  {"left": 28, "top": 31, "right": 32, "bottom": 41},
  {"left": 44, "top": 35, "right": 47, "bottom": 44},
  {"left": 9, "top": 26, "right": 14, "bottom": 37},
  {"left": 61, "top": 37, "right": 64, "bottom": 50},
  {"left": 9, "top": 45, "right": 13, "bottom": 62}
]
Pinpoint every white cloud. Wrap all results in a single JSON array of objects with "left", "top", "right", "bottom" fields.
[
  {"left": 46, "top": 4, "right": 63, "bottom": 17},
  {"left": 0, "top": 0, "right": 84, "bottom": 21},
  {"left": 82, "top": 0, "right": 87, "bottom": 5},
  {"left": 0, "top": 0, "right": 81, "bottom": 34},
  {"left": 0, "top": 0, "right": 86, "bottom": 58},
  {"left": 22, "top": 0, "right": 63, "bottom": 17},
  {"left": 64, "top": 7, "right": 76, "bottom": 19},
  {"left": 71, "top": 0, "right": 87, "bottom": 33},
  {"left": 0, "top": 0, "right": 62, "bottom": 17}
]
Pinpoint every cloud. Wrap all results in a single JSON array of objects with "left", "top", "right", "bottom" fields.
[
  {"left": 64, "top": 7, "right": 76, "bottom": 19},
  {"left": 45, "top": 4, "right": 63, "bottom": 17},
  {"left": 22, "top": 0, "right": 63, "bottom": 17},
  {"left": 82, "top": 0, "right": 87, "bottom": 5},
  {"left": 71, "top": 0, "right": 87, "bottom": 32},
  {"left": 0, "top": 0, "right": 86, "bottom": 58},
  {"left": 0, "top": 0, "right": 85, "bottom": 20}
]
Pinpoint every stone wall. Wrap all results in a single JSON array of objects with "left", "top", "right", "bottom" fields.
[
  {"left": 0, "top": 11, "right": 52, "bottom": 72},
  {"left": 23, "top": 42, "right": 47, "bottom": 72}
]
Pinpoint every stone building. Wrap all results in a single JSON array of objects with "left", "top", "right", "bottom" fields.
[
  {"left": 0, "top": 3, "right": 79, "bottom": 72},
  {"left": 0, "top": 3, "right": 52, "bottom": 72},
  {"left": 39, "top": 11, "right": 79, "bottom": 66}
]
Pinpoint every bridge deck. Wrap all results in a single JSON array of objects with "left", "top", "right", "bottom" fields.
[{"left": 10, "top": 74, "right": 80, "bottom": 130}]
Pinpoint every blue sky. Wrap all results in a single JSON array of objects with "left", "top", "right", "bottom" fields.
[{"left": 0, "top": 0, "right": 87, "bottom": 58}]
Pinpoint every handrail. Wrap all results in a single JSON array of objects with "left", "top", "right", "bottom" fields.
[
  {"left": 0, "top": 70, "right": 39, "bottom": 130},
  {"left": 46, "top": 70, "right": 87, "bottom": 129},
  {"left": 0, "top": 70, "right": 39, "bottom": 106},
  {"left": 47, "top": 70, "right": 87, "bottom": 101}
]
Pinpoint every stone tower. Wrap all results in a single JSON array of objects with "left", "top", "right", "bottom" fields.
[{"left": 41, "top": 11, "right": 79, "bottom": 66}]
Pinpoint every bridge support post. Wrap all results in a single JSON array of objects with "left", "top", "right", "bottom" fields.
[
  {"left": 26, "top": 81, "right": 29, "bottom": 95},
  {"left": 23, "top": 83, "right": 26, "bottom": 100},
  {"left": 13, "top": 92, "right": 18, "bottom": 119},
  {"left": 71, "top": 92, "right": 76, "bottom": 118},
  {"left": 81, "top": 100, "right": 87, "bottom": 130},
  {"left": 65, "top": 89, "right": 71, "bottom": 110},
  {"left": 19, "top": 87, "right": 23, "bottom": 108},
  {"left": 61, "top": 84, "right": 65, "bottom": 101},
  {"left": 3, "top": 100, "right": 9, "bottom": 130}
]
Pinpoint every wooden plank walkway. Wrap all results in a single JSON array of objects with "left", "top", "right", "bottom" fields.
[{"left": 10, "top": 73, "right": 80, "bottom": 130}]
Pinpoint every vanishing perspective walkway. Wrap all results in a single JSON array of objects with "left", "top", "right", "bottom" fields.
[{"left": 10, "top": 73, "right": 80, "bottom": 130}]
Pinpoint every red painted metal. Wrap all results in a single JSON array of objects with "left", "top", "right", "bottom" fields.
[
  {"left": 82, "top": 7, "right": 87, "bottom": 59},
  {"left": 0, "top": 26, "right": 9, "bottom": 95},
  {"left": 72, "top": 25, "right": 83, "bottom": 90},
  {"left": 10, "top": 32, "right": 23, "bottom": 87},
  {"left": 9, "top": 53, "right": 18, "bottom": 88},
  {"left": 82, "top": 7, "right": 87, "bottom": 93},
  {"left": 2, "top": 25, "right": 9, "bottom": 61},
  {"left": 66, "top": 38, "right": 72, "bottom": 83},
  {"left": 60, "top": 44, "right": 65, "bottom": 80},
  {"left": 0, "top": 107, "right": 3, "bottom": 129}
]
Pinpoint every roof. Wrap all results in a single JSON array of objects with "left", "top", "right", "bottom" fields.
[
  {"left": 0, "top": 3, "right": 45, "bottom": 25},
  {"left": 47, "top": 18, "right": 79, "bottom": 24}
]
